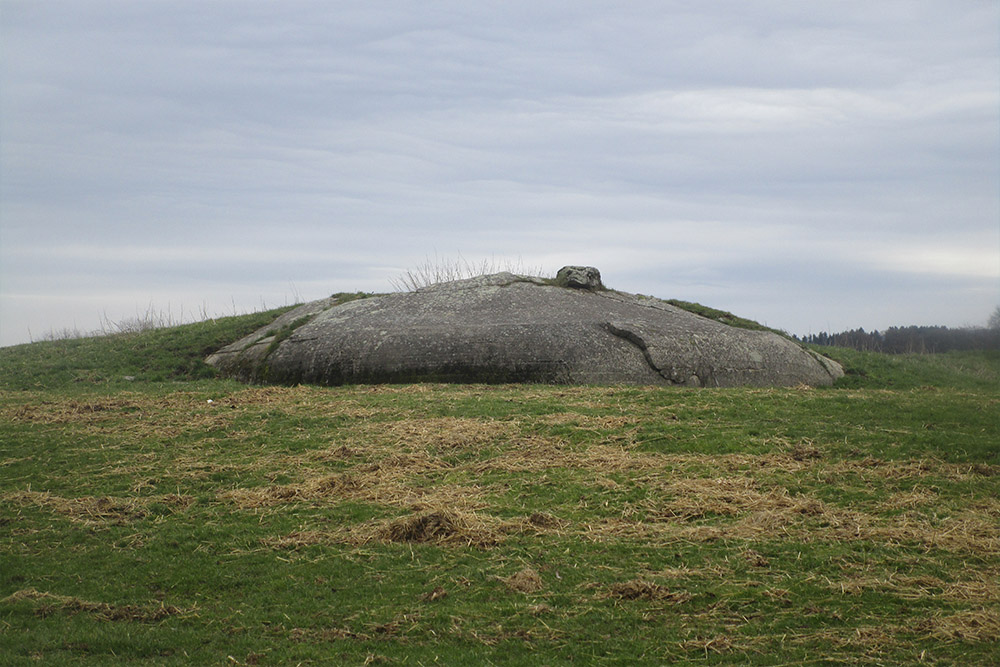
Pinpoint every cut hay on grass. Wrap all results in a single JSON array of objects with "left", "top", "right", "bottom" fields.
[
  {"left": 646, "top": 475, "right": 828, "bottom": 520},
  {"left": 3, "top": 348, "right": 999, "bottom": 665},
  {"left": 787, "top": 610, "right": 1000, "bottom": 654},
  {"left": 0, "top": 393, "right": 241, "bottom": 442},
  {"left": 923, "top": 608, "right": 1000, "bottom": 643},
  {"left": 0, "top": 387, "right": 378, "bottom": 443},
  {"left": 3, "top": 490, "right": 193, "bottom": 525},
  {"left": 832, "top": 572, "right": 1000, "bottom": 604},
  {"left": 219, "top": 465, "right": 488, "bottom": 512},
  {"left": 220, "top": 474, "right": 361, "bottom": 507},
  {"left": 1, "top": 396, "right": 142, "bottom": 424},
  {"left": 2, "top": 588, "right": 192, "bottom": 623},
  {"left": 372, "top": 416, "right": 515, "bottom": 451},
  {"left": 223, "top": 441, "right": 1000, "bottom": 557},
  {"left": 205, "top": 405, "right": 1000, "bottom": 561},
  {"left": 579, "top": 499, "right": 1000, "bottom": 555}
]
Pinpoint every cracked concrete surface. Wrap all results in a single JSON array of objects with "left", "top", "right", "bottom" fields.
[{"left": 207, "top": 270, "right": 843, "bottom": 387}]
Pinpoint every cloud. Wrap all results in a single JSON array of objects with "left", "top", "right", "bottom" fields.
[{"left": 1, "top": 0, "right": 998, "bottom": 346}]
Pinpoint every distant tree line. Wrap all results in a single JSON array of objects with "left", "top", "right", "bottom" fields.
[{"left": 797, "top": 325, "right": 1000, "bottom": 354}]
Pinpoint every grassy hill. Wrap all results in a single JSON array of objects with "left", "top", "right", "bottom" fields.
[{"left": 1, "top": 310, "right": 997, "bottom": 665}]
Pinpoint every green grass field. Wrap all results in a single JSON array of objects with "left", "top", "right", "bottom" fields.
[{"left": 1, "top": 310, "right": 997, "bottom": 665}]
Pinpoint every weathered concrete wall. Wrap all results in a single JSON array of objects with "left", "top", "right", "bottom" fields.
[{"left": 207, "top": 271, "right": 843, "bottom": 387}]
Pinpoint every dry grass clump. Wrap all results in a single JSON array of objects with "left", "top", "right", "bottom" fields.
[
  {"left": 606, "top": 579, "right": 693, "bottom": 603},
  {"left": 389, "top": 254, "right": 544, "bottom": 291},
  {"left": 219, "top": 385, "right": 378, "bottom": 418},
  {"left": 371, "top": 509, "right": 501, "bottom": 547},
  {"left": 678, "top": 634, "right": 734, "bottom": 655},
  {"left": 500, "top": 567, "right": 544, "bottom": 593},
  {"left": 262, "top": 509, "right": 562, "bottom": 552},
  {"left": 2, "top": 588, "right": 190, "bottom": 622},
  {"left": 789, "top": 441, "right": 823, "bottom": 461},
  {"left": 289, "top": 626, "right": 366, "bottom": 642},
  {"left": 788, "top": 626, "right": 896, "bottom": 654},
  {"left": 941, "top": 572, "right": 1000, "bottom": 603},
  {"left": 834, "top": 575, "right": 946, "bottom": 599}
]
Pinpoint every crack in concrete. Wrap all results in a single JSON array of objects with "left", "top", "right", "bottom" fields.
[{"left": 605, "top": 322, "right": 678, "bottom": 385}]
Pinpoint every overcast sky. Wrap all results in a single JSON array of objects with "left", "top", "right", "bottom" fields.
[{"left": 2, "top": 1, "right": 998, "bottom": 347}]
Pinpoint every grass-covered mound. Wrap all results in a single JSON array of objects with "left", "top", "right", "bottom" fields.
[
  {"left": 0, "top": 307, "right": 297, "bottom": 390},
  {"left": 1, "top": 311, "right": 997, "bottom": 665}
]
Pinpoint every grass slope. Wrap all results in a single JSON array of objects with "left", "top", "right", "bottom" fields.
[
  {"left": 0, "top": 307, "right": 297, "bottom": 391},
  {"left": 1, "top": 311, "right": 998, "bottom": 665}
]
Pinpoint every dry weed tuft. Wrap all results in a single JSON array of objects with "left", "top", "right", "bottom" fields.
[
  {"left": 743, "top": 549, "right": 771, "bottom": 568},
  {"left": 372, "top": 509, "right": 500, "bottom": 547},
  {"left": 679, "top": 634, "right": 733, "bottom": 654},
  {"left": 790, "top": 441, "right": 823, "bottom": 461},
  {"left": 606, "top": 579, "right": 692, "bottom": 602},
  {"left": 289, "top": 626, "right": 367, "bottom": 642},
  {"left": 420, "top": 586, "right": 448, "bottom": 602},
  {"left": 262, "top": 531, "right": 335, "bottom": 550},
  {"left": 500, "top": 567, "right": 544, "bottom": 593}
]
